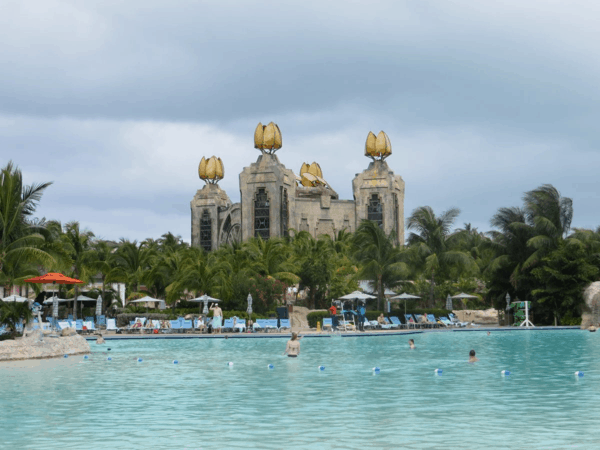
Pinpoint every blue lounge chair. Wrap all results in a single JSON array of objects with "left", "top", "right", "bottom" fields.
[
  {"left": 85, "top": 316, "right": 94, "bottom": 322},
  {"left": 96, "top": 315, "right": 106, "bottom": 327},
  {"left": 181, "top": 319, "right": 193, "bottom": 332},
  {"left": 255, "top": 319, "right": 267, "bottom": 332},
  {"left": 404, "top": 314, "right": 419, "bottom": 328},
  {"left": 438, "top": 316, "right": 453, "bottom": 327},
  {"left": 322, "top": 318, "right": 333, "bottom": 331},
  {"left": 75, "top": 319, "right": 84, "bottom": 333},
  {"left": 427, "top": 314, "right": 441, "bottom": 328},
  {"left": 234, "top": 318, "right": 246, "bottom": 332},
  {"left": 265, "top": 319, "right": 278, "bottom": 332},
  {"left": 279, "top": 318, "right": 291, "bottom": 332},
  {"left": 222, "top": 318, "right": 234, "bottom": 332},
  {"left": 389, "top": 316, "right": 404, "bottom": 329},
  {"left": 448, "top": 313, "right": 469, "bottom": 327},
  {"left": 170, "top": 320, "right": 182, "bottom": 332}
]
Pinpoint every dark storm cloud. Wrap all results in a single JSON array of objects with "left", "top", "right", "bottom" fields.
[{"left": 1, "top": 0, "right": 599, "bottom": 241}]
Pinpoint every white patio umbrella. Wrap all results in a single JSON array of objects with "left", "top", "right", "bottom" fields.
[
  {"left": 446, "top": 294, "right": 453, "bottom": 311},
  {"left": 1, "top": 295, "right": 30, "bottom": 302},
  {"left": 74, "top": 294, "right": 95, "bottom": 318},
  {"left": 42, "top": 297, "right": 71, "bottom": 304},
  {"left": 338, "top": 291, "right": 377, "bottom": 301},
  {"left": 189, "top": 294, "right": 221, "bottom": 315},
  {"left": 128, "top": 295, "right": 162, "bottom": 304},
  {"left": 452, "top": 292, "right": 478, "bottom": 308},
  {"left": 391, "top": 293, "right": 421, "bottom": 317},
  {"left": 247, "top": 294, "right": 253, "bottom": 319},
  {"left": 95, "top": 295, "right": 103, "bottom": 317}
]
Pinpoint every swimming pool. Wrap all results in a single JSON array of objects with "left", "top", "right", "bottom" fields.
[{"left": 1, "top": 330, "right": 599, "bottom": 449}]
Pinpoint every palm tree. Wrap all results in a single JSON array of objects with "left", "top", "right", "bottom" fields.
[
  {"left": 291, "top": 231, "right": 335, "bottom": 308},
  {"left": 0, "top": 300, "right": 34, "bottom": 337},
  {"left": 406, "top": 206, "right": 476, "bottom": 307},
  {"left": 90, "top": 240, "right": 120, "bottom": 312},
  {"left": 0, "top": 161, "right": 54, "bottom": 289},
  {"left": 243, "top": 236, "right": 299, "bottom": 284},
  {"left": 112, "top": 239, "right": 154, "bottom": 297},
  {"left": 353, "top": 220, "right": 407, "bottom": 311},
  {"left": 60, "top": 221, "right": 96, "bottom": 320}
]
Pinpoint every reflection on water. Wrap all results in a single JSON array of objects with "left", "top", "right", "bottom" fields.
[{"left": 1, "top": 331, "right": 600, "bottom": 449}]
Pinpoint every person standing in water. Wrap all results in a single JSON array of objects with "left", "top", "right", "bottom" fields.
[
  {"left": 469, "top": 349, "right": 479, "bottom": 363},
  {"left": 283, "top": 332, "right": 301, "bottom": 357},
  {"left": 408, "top": 339, "right": 415, "bottom": 349}
]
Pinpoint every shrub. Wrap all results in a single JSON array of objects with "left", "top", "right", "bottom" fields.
[{"left": 306, "top": 311, "right": 330, "bottom": 328}]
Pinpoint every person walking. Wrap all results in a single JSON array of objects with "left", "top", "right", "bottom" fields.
[{"left": 357, "top": 303, "right": 366, "bottom": 331}]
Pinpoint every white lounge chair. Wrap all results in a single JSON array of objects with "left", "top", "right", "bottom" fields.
[{"left": 106, "top": 318, "right": 121, "bottom": 333}]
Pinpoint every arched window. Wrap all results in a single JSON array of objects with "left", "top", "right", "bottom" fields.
[
  {"left": 367, "top": 193, "right": 383, "bottom": 227},
  {"left": 200, "top": 209, "right": 212, "bottom": 251},
  {"left": 280, "top": 187, "right": 289, "bottom": 237},
  {"left": 254, "top": 188, "right": 270, "bottom": 239}
]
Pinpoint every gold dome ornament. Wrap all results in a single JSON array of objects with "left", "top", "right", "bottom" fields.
[
  {"left": 254, "top": 122, "right": 282, "bottom": 154},
  {"left": 198, "top": 156, "right": 224, "bottom": 185},
  {"left": 364, "top": 130, "right": 392, "bottom": 161},
  {"left": 299, "top": 162, "right": 328, "bottom": 187}
]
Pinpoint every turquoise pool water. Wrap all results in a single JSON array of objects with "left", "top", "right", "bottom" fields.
[{"left": 2, "top": 330, "right": 600, "bottom": 449}]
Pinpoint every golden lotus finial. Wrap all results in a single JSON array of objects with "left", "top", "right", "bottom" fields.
[
  {"left": 364, "top": 131, "right": 391, "bottom": 161},
  {"left": 299, "top": 162, "right": 328, "bottom": 187},
  {"left": 198, "top": 156, "right": 224, "bottom": 185},
  {"left": 254, "top": 122, "right": 282, "bottom": 154}
]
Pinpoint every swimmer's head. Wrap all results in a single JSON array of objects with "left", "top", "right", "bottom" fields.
[
  {"left": 409, "top": 339, "right": 414, "bottom": 344},
  {"left": 291, "top": 332, "right": 298, "bottom": 341},
  {"left": 469, "top": 350, "right": 476, "bottom": 357}
]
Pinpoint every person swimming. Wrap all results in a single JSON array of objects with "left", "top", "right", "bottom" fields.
[
  {"left": 96, "top": 334, "right": 105, "bottom": 344},
  {"left": 408, "top": 339, "right": 415, "bottom": 349},
  {"left": 469, "top": 349, "right": 479, "bottom": 363},
  {"left": 283, "top": 332, "right": 301, "bottom": 357}
]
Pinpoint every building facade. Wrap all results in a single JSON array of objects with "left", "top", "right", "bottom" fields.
[{"left": 191, "top": 124, "right": 405, "bottom": 250}]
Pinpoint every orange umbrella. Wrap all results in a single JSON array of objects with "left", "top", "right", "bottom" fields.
[
  {"left": 24, "top": 273, "right": 84, "bottom": 285},
  {"left": 25, "top": 273, "right": 84, "bottom": 320}
]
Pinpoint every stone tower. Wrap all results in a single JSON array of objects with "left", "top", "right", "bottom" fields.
[{"left": 352, "top": 131, "right": 405, "bottom": 244}]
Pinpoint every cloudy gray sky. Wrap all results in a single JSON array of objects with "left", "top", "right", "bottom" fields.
[{"left": 2, "top": 0, "right": 599, "bottom": 242}]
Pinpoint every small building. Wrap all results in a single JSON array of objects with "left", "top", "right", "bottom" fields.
[{"left": 191, "top": 123, "right": 405, "bottom": 250}]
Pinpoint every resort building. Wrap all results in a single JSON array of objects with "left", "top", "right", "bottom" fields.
[{"left": 190, "top": 123, "right": 405, "bottom": 250}]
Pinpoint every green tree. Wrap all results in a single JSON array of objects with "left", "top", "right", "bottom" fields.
[
  {"left": 0, "top": 300, "right": 34, "bottom": 337},
  {"left": 353, "top": 220, "right": 407, "bottom": 311},
  {"left": 532, "top": 239, "right": 598, "bottom": 325},
  {"left": 0, "top": 161, "right": 54, "bottom": 289},
  {"left": 59, "top": 221, "right": 96, "bottom": 320},
  {"left": 291, "top": 231, "right": 334, "bottom": 308},
  {"left": 406, "top": 206, "right": 476, "bottom": 306}
]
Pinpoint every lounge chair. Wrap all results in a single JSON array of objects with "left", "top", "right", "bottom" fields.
[
  {"left": 322, "top": 318, "right": 333, "bottom": 331},
  {"left": 404, "top": 314, "right": 418, "bottom": 328},
  {"left": 194, "top": 318, "right": 205, "bottom": 333},
  {"left": 181, "top": 319, "right": 193, "bottom": 333},
  {"left": 83, "top": 320, "right": 96, "bottom": 333},
  {"left": 279, "top": 318, "right": 291, "bottom": 332},
  {"left": 85, "top": 316, "right": 94, "bottom": 322},
  {"left": 170, "top": 320, "right": 182, "bottom": 333},
  {"left": 96, "top": 315, "right": 106, "bottom": 327},
  {"left": 427, "top": 314, "right": 442, "bottom": 328},
  {"left": 254, "top": 319, "right": 265, "bottom": 332},
  {"left": 448, "top": 313, "right": 469, "bottom": 327},
  {"left": 106, "top": 318, "right": 120, "bottom": 333},
  {"left": 389, "top": 316, "right": 404, "bottom": 329},
  {"left": 438, "top": 316, "right": 453, "bottom": 327},
  {"left": 234, "top": 318, "right": 246, "bottom": 332},
  {"left": 265, "top": 319, "right": 278, "bottom": 332},
  {"left": 222, "top": 318, "right": 234, "bottom": 332}
]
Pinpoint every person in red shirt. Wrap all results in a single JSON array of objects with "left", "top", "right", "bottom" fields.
[{"left": 329, "top": 304, "right": 338, "bottom": 330}]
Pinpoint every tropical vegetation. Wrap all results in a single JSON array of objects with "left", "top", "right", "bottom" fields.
[{"left": 2, "top": 160, "right": 600, "bottom": 331}]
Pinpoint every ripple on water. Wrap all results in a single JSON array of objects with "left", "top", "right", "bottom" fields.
[{"left": 1, "top": 330, "right": 600, "bottom": 449}]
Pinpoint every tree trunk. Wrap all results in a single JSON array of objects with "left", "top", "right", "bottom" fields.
[
  {"left": 429, "top": 271, "right": 435, "bottom": 308},
  {"left": 377, "top": 274, "right": 383, "bottom": 312},
  {"left": 73, "top": 285, "right": 79, "bottom": 320}
]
